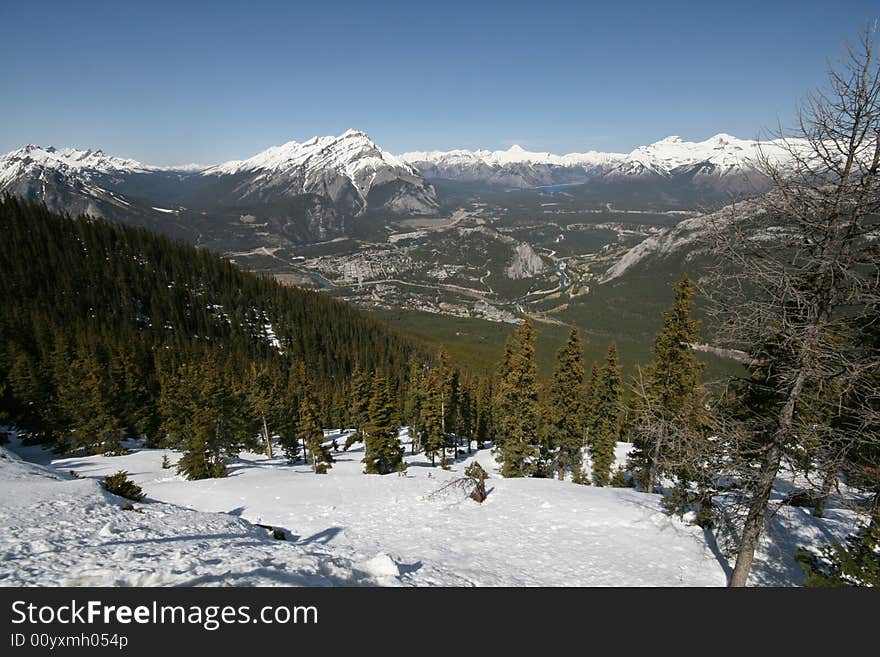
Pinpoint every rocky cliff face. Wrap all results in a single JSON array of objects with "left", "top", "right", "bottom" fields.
[{"left": 506, "top": 242, "right": 546, "bottom": 279}]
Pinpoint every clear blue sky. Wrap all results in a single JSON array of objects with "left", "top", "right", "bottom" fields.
[{"left": 1, "top": 0, "right": 876, "bottom": 165}]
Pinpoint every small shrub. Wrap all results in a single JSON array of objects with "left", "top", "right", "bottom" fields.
[
  {"left": 343, "top": 432, "right": 360, "bottom": 451},
  {"left": 102, "top": 470, "right": 146, "bottom": 502},
  {"left": 783, "top": 489, "right": 821, "bottom": 510},
  {"left": 572, "top": 465, "right": 591, "bottom": 485},
  {"left": 210, "top": 460, "right": 228, "bottom": 478},
  {"left": 161, "top": 453, "right": 171, "bottom": 469},
  {"left": 610, "top": 466, "right": 633, "bottom": 488},
  {"left": 315, "top": 463, "right": 329, "bottom": 474},
  {"left": 796, "top": 523, "right": 880, "bottom": 587}
]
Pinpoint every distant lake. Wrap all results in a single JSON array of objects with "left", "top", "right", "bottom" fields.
[{"left": 537, "top": 182, "right": 584, "bottom": 194}]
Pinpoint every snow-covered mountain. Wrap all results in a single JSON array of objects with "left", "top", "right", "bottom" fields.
[
  {"left": 202, "top": 129, "right": 438, "bottom": 216},
  {"left": 0, "top": 144, "right": 158, "bottom": 219},
  {"left": 601, "top": 133, "right": 804, "bottom": 196},
  {"left": 0, "top": 144, "right": 152, "bottom": 181},
  {"left": 0, "top": 131, "right": 439, "bottom": 243},
  {"left": 400, "top": 144, "right": 624, "bottom": 188},
  {"left": 401, "top": 134, "right": 801, "bottom": 193}
]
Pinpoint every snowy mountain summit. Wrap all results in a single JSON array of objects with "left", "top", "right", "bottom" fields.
[
  {"left": 401, "top": 133, "right": 801, "bottom": 190},
  {"left": 400, "top": 143, "right": 625, "bottom": 187},
  {"left": 0, "top": 144, "right": 151, "bottom": 186},
  {"left": 0, "top": 130, "right": 439, "bottom": 240},
  {"left": 606, "top": 133, "right": 794, "bottom": 180},
  {"left": 203, "top": 129, "right": 438, "bottom": 216}
]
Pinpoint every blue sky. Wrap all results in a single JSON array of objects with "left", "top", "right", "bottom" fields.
[{"left": 1, "top": 0, "right": 877, "bottom": 165}]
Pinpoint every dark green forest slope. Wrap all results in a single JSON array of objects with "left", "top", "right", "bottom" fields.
[{"left": 0, "top": 197, "right": 424, "bottom": 452}]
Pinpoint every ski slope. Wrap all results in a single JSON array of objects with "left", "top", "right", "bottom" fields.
[{"left": 1, "top": 431, "right": 858, "bottom": 587}]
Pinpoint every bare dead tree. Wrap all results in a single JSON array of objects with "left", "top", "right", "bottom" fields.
[{"left": 704, "top": 24, "right": 880, "bottom": 587}]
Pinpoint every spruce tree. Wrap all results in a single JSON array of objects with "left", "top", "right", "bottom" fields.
[
  {"left": 544, "top": 325, "right": 586, "bottom": 480},
  {"left": 279, "top": 359, "right": 306, "bottom": 460},
  {"left": 248, "top": 361, "right": 291, "bottom": 459},
  {"left": 350, "top": 359, "right": 372, "bottom": 444},
  {"left": 300, "top": 383, "right": 331, "bottom": 473},
  {"left": 363, "top": 373, "right": 403, "bottom": 474},
  {"left": 493, "top": 318, "right": 540, "bottom": 477},
  {"left": 475, "top": 377, "right": 492, "bottom": 450},
  {"left": 629, "top": 275, "right": 707, "bottom": 494},
  {"left": 64, "top": 349, "right": 126, "bottom": 455},
  {"left": 159, "top": 356, "right": 253, "bottom": 480},
  {"left": 404, "top": 358, "right": 425, "bottom": 454},
  {"left": 796, "top": 522, "right": 880, "bottom": 587},
  {"left": 421, "top": 351, "right": 451, "bottom": 467},
  {"left": 589, "top": 343, "right": 622, "bottom": 487}
]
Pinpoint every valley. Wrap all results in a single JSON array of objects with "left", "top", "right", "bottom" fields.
[{"left": 0, "top": 130, "right": 775, "bottom": 372}]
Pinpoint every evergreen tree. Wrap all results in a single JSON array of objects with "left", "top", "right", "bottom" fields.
[
  {"left": 475, "top": 377, "right": 492, "bottom": 450},
  {"left": 629, "top": 275, "right": 708, "bottom": 494},
  {"left": 493, "top": 318, "right": 540, "bottom": 477},
  {"left": 589, "top": 343, "right": 622, "bottom": 487},
  {"left": 544, "top": 325, "right": 586, "bottom": 480},
  {"left": 247, "top": 361, "right": 293, "bottom": 459},
  {"left": 299, "top": 383, "right": 331, "bottom": 473},
  {"left": 363, "top": 373, "right": 403, "bottom": 474},
  {"left": 350, "top": 359, "right": 372, "bottom": 443},
  {"left": 796, "top": 522, "right": 880, "bottom": 587},
  {"left": 420, "top": 350, "right": 454, "bottom": 467},
  {"left": 159, "top": 356, "right": 253, "bottom": 480},
  {"left": 404, "top": 358, "right": 425, "bottom": 454},
  {"left": 64, "top": 349, "right": 126, "bottom": 455},
  {"left": 279, "top": 359, "right": 306, "bottom": 460}
]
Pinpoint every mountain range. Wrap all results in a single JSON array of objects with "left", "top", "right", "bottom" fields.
[
  {"left": 0, "top": 130, "right": 799, "bottom": 245},
  {"left": 0, "top": 130, "right": 438, "bottom": 245},
  {"left": 401, "top": 133, "right": 796, "bottom": 190}
]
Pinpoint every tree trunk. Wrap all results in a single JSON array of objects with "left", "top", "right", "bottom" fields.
[
  {"left": 646, "top": 432, "right": 662, "bottom": 495},
  {"left": 729, "top": 366, "right": 807, "bottom": 587},
  {"left": 728, "top": 439, "right": 783, "bottom": 587},
  {"left": 557, "top": 467, "right": 564, "bottom": 481},
  {"left": 261, "top": 414, "right": 273, "bottom": 459},
  {"left": 813, "top": 457, "right": 836, "bottom": 518}
]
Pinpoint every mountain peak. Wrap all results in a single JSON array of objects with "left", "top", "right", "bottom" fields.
[{"left": 340, "top": 128, "right": 371, "bottom": 140}]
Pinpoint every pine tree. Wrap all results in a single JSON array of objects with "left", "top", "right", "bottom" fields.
[
  {"left": 544, "top": 325, "right": 586, "bottom": 480},
  {"left": 363, "top": 373, "right": 403, "bottom": 474},
  {"left": 64, "top": 349, "right": 126, "bottom": 455},
  {"left": 475, "top": 377, "right": 492, "bottom": 450},
  {"left": 248, "top": 361, "right": 292, "bottom": 459},
  {"left": 159, "top": 356, "right": 253, "bottom": 480},
  {"left": 589, "top": 343, "right": 622, "bottom": 487},
  {"left": 796, "top": 522, "right": 880, "bottom": 587},
  {"left": 350, "top": 359, "right": 372, "bottom": 444},
  {"left": 404, "top": 358, "right": 425, "bottom": 454},
  {"left": 421, "top": 351, "right": 451, "bottom": 467},
  {"left": 629, "top": 275, "right": 708, "bottom": 495},
  {"left": 493, "top": 318, "right": 540, "bottom": 477},
  {"left": 299, "top": 383, "right": 331, "bottom": 473},
  {"left": 279, "top": 359, "right": 306, "bottom": 460}
]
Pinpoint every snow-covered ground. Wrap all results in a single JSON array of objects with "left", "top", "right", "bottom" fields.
[{"left": 0, "top": 431, "right": 859, "bottom": 587}]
